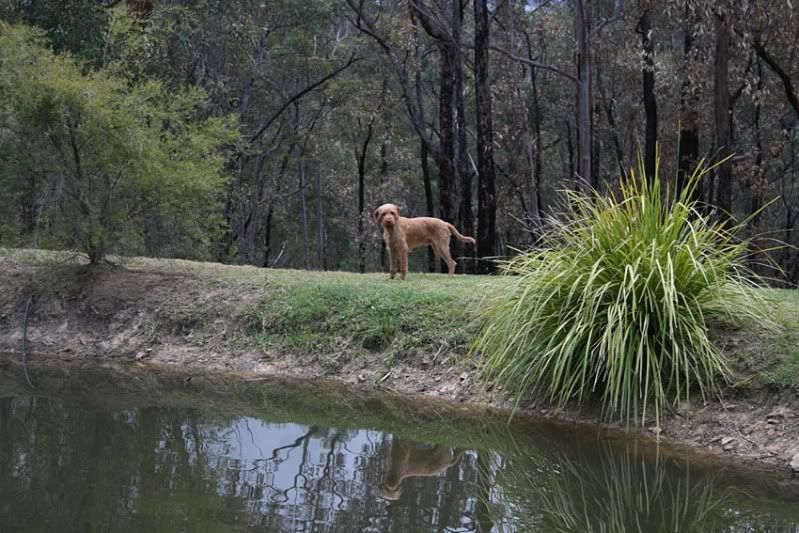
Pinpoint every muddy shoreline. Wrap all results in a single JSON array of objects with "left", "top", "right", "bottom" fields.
[{"left": 1, "top": 252, "right": 798, "bottom": 475}]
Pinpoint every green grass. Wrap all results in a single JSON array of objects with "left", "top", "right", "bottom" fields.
[
  {"left": 242, "top": 272, "right": 486, "bottom": 363},
  {"left": 724, "top": 288, "right": 799, "bottom": 390},
  {"left": 473, "top": 158, "right": 778, "bottom": 424}
]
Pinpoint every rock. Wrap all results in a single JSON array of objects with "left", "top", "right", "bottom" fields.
[
  {"left": 767, "top": 407, "right": 794, "bottom": 422},
  {"left": 648, "top": 426, "right": 662, "bottom": 435},
  {"left": 721, "top": 436, "right": 736, "bottom": 446},
  {"left": 356, "top": 373, "right": 366, "bottom": 383},
  {"left": 134, "top": 351, "right": 149, "bottom": 361},
  {"left": 791, "top": 453, "right": 799, "bottom": 474}
]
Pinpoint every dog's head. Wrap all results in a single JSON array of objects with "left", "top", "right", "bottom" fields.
[
  {"left": 379, "top": 481, "right": 402, "bottom": 501},
  {"left": 373, "top": 203, "right": 401, "bottom": 229}
]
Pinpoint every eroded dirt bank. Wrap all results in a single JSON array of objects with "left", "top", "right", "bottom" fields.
[{"left": 1, "top": 251, "right": 798, "bottom": 475}]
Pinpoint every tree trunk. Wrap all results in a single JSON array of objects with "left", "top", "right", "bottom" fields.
[
  {"left": 714, "top": 12, "right": 732, "bottom": 220},
  {"left": 299, "top": 157, "right": 310, "bottom": 269},
  {"left": 421, "top": 141, "right": 437, "bottom": 272},
  {"left": 596, "top": 63, "right": 626, "bottom": 178},
  {"left": 474, "top": 0, "right": 496, "bottom": 273},
  {"left": 637, "top": 10, "right": 658, "bottom": 183},
  {"left": 454, "top": 0, "right": 473, "bottom": 273},
  {"left": 574, "top": 0, "right": 593, "bottom": 192},
  {"left": 677, "top": 1, "right": 700, "bottom": 200},
  {"left": 314, "top": 163, "right": 325, "bottom": 270},
  {"left": 356, "top": 117, "right": 375, "bottom": 274},
  {"left": 437, "top": 40, "right": 458, "bottom": 226}
]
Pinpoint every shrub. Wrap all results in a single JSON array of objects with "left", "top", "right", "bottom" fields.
[{"left": 473, "top": 158, "right": 772, "bottom": 423}]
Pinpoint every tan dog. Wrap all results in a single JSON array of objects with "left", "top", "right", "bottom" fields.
[
  {"left": 373, "top": 203, "right": 475, "bottom": 279},
  {"left": 380, "top": 438, "right": 465, "bottom": 501}
]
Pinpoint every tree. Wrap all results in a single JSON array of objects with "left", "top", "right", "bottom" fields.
[
  {"left": 0, "top": 23, "right": 237, "bottom": 263},
  {"left": 474, "top": 0, "right": 497, "bottom": 272},
  {"left": 637, "top": 8, "right": 658, "bottom": 183},
  {"left": 713, "top": 10, "right": 732, "bottom": 219}
]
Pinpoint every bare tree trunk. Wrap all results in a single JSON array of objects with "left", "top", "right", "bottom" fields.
[
  {"left": 637, "top": 9, "right": 658, "bottom": 183},
  {"left": 574, "top": 0, "right": 593, "bottom": 192},
  {"left": 474, "top": 0, "right": 496, "bottom": 273},
  {"left": 314, "top": 163, "right": 325, "bottom": 270},
  {"left": 714, "top": 11, "right": 732, "bottom": 220},
  {"left": 677, "top": 0, "right": 700, "bottom": 200},
  {"left": 299, "top": 158, "right": 310, "bottom": 269},
  {"left": 421, "top": 141, "right": 436, "bottom": 272},
  {"left": 437, "top": 41, "right": 458, "bottom": 226},
  {"left": 454, "top": 0, "right": 473, "bottom": 272},
  {"left": 565, "top": 120, "right": 576, "bottom": 186},
  {"left": 357, "top": 122, "right": 373, "bottom": 273},
  {"left": 596, "top": 63, "right": 626, "bottom": 178},
  {"left": 524, "top": 31, "right": 545, "bottom": 235},
  {"left": 410, "top": 0, "right": 458, "bottom": 231},
  {"left": 263, "top": 144, "right": 294, "bottom": 267},
  {"left": 751, "top": 60, "right": 764, "bottom": 224}
]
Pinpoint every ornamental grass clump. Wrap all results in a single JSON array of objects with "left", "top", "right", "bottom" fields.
[{"left": 474, "top": 158, "right": 771, "bottom": 423}]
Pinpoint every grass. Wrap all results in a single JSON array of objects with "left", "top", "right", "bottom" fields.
[
  {"left": 0, "top": 247, "right": 489, "bottom": 365},
  {"left": 1, "top": 246, "right": 797, "bottom": 394},
  {"left": 242, "top": 271, "right": 486, "bottom": 363},
  {"left": 473, "top": 158, "right": 781, "bottom": 424}
]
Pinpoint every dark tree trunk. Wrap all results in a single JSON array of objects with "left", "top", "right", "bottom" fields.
[
  {"left": 751, "top": 60, "right": 764, "bottom": 224},
  {"left": 524, "top": 31, "right": 545, "bottom": 233},
  {"left": 437, "top": 42, "right": 458, "bottom": 227},
  {"left": 574, "top": 0, "right": 593, "bottom": 192},
  {"left": 677, "top": 1, "right": 700, "bottom": 201},
  {"left": 637, "top": 10, "right": 658, "bottom": 183},
  {"left": 565, "top": 120, "right": 576, "bottom": 186},
  {"left": 263, "top": 144, "right": 293, "bottom": 267},
  {"left": 714, "top": 12, "right": 733, "bottom": 220},
  {"left": 314, "top": 163, "right": 325, "bottom": 269},
  {"left": 454, "top": 0, "right": 473, "bottom": 272},
  {"left": 596, "top": 64, "right": 626, "bottom": 178},
  {"left": 356, "top": 118, "right": 374, "bottom": 274},
  {"left": 474, "top": 0, "right": 496, "bottom": 273},
  {"left": 421, "top": 141, "right": 436, "bottom": 272},
  {"left": 411, "top": 0, "right": 458, "bottom": 227},
  {"left": 299, "top": 158, "right": 310, "bottom": 269}
]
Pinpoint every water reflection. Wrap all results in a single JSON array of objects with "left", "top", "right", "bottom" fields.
[
  {"left": 0, "top": 372, "right": 797, "bottom": 533},
  {"left": 381, "top": 439, "right": 465, "bottom": 501}
]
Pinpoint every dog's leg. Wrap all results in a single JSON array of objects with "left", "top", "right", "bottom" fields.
[
  {"left": 400, "top": 249, "right": 409, "bottom": 280},
  {"left": 387, "top": 244, "right": 397, "bottom": 279},
  {"left": 433, "top": 240, "right": 457, "bottom": 277}
]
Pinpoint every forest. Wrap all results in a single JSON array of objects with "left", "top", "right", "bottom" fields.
[{"left": 1, "top": 0, "right": 798, "bottom": 281}]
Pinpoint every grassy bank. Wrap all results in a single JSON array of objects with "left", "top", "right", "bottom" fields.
[{"left": 0, "top": 247, "right": 797, "bottom": 393}]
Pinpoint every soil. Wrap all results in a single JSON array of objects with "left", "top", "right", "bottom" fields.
[{"left": 1, "top": 256, "right": 798, "bottom": 475}]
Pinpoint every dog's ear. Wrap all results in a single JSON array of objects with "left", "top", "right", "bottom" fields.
[
  {"left": 373, "top": 208, "right": 380, "bottom": 222},
  {"left": 393, "top": 206, "right": 401, "bottom": 218}
]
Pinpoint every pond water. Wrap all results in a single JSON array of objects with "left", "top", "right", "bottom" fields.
[{"left": 0, "top": 363, "right": 797, "bottom": 532}]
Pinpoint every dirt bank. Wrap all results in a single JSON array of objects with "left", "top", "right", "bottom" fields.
[{"left": 1, "top": 249, "right": 798, "bottom": 474}]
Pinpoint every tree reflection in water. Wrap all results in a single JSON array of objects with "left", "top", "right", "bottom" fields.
[
  {"left": 0, "top": 380, "right": 797, "bottom": 533},
  {"left": 0, "top": 397, "right": 483, "bottom": 532}
]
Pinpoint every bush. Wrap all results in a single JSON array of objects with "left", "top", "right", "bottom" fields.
[
  {"left": 473, "top": 158, "right": 772, "bottom": 423},
  {"left": 0, "top": 23, "right": 238, "bottom": 263}
]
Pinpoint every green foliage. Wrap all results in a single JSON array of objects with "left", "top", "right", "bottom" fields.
[
  {"left": 0, "top": 22, "right": 238, "bottom": 262},
  {"left": 473, "top": 158, "right": 774, "bottom": 423}
]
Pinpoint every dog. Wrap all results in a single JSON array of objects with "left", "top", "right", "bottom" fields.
[
  {"left": 373, "top": 203, "right": 476, "bottom": 279},
  {"left": 380, "top": 437, "right": 465, "bottom": 501}
]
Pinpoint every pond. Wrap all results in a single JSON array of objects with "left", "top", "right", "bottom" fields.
[{"left": 0, "top": 362, "right": 797, "bottom": 532}]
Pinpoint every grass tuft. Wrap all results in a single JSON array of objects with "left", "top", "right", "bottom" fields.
[{"left": 473, "top": 157, "right": 775, "bottom": 423}]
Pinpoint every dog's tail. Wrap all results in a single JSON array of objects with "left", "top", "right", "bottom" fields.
[{"left": 447, "top": 223, "right": 476, "bottom": 245}]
